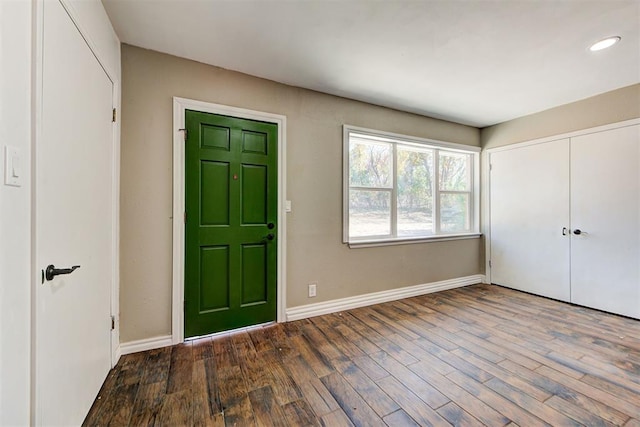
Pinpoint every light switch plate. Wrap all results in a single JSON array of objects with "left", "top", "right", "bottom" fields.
[
  {"left": 4, "top": 145, "right": 22, "bottom": 187},
  {"left": 285, "top": 200, "right": 292, "bottom": 212}
]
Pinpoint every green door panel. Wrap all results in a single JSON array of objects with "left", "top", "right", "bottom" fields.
[{"left": 185, "top": 110, "right": 277, "bottom": 337}]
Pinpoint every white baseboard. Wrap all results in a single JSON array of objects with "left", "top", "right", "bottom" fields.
[
  {"left": 114, "top": 345, "right": 122, "bottom": 365},
  {"left": 119, "top": 335, "right": 173, "bottom": 355},
  {"left": 286, "top": 274, "right": 485, "bottom": 321}
]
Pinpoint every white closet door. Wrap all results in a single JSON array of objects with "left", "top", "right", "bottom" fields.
[
  {"left": 571, "top": 124, "right": 640, "bottom": 319},
  {"left": 490, "top": 139, "right": 571, "bottom": 301},
  {"left": 36, "top": 1, "right": 114, "bottom": 424}
]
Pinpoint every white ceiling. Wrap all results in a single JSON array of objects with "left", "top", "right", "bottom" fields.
[{"left": 102, "top": 0, "right": 640, "bottom": 127}]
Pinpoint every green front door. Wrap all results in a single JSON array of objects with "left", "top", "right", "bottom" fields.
[{"left": 184, "top": 110, "right": 278, "bottom": 338}]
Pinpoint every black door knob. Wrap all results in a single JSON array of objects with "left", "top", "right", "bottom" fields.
[
  {"left": 267, "top": 223, "right": 275, "bottom": 229},
  {"left": 573, "top": 229, "right": 582, "bottom": 235},
  {"left": 265, "top": 233, "right": 274, "bottom": 241},
  {"left": 45, "top": 264, "right": 81, "bottom": 281}
]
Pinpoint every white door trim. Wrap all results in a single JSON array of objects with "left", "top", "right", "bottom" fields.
[
  {"left": 482, "top": 117, "right": 640, "bottom": 285},
  {"left": 172, "top": 97, "right": 287, "bottom": 344}
]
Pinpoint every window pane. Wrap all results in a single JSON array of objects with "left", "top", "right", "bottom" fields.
[
  {"left": 349, "top": 138, "right": 392, "bottom": 188},
  {"left": 440, "top": 193, "right": 470, "bottom": 232},
  {"left": 349, "top": 190, "right": 391, "bottom": 237},
  {"left": 397, "top": 147, "right": 433, "bottom": 236},
  {"left": 439, "top": 151, "right": 470, "bottom": 191}
]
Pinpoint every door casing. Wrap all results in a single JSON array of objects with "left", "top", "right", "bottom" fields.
[{"left": 172, "top": 97, "right": 287, "bottom": 344}]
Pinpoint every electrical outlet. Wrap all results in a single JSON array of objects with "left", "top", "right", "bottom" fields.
[{"left": 308, "top": 282, "right": 317, "bottom": 298}]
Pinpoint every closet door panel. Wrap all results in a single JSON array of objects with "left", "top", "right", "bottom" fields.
[
  {"left": 571, "top": 125, "right": 640, "bottom": 319},
  {"left": 490, "top": 139, "right": 571, "bottom": 301}
]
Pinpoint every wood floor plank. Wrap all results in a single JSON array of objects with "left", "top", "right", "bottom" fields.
[
  {"left": 247, "top": 326, "right": 275, "bottom": 354},
  {"left": 236, "top": 347, "right": 276, "bottom": 392},
  {"left": 167, "top": 342, "right": 194, "bottom": 393},
  {"left": 370, "top": 351, "right": 450, "bottom": 409},
  {"left": 437, "top": 402, "right": 483, "bottom": 427},
  {"left": 157, "top": 389, "right": 192, "bottom": 426},
  {"left": 546, "top": 352, "right": 640, "bottom": 393},
  {"left": 90, "top": 382, "right": 138, "bottom": 427},
  {"left": 445, "top": 370, "right": 548, "bottom": 427},
  {"left": 203, "top": 355, "right": 223, "bottom": 415},
  {"left": 289, "top": 334, "right": 334, "bottom": 378},
  {"left": 320, "top": 409, "right": 355, "bottom": 427},
  {"left": 332, "top": 358, "right": 399, "bottom": 417},
  {"left": 484, "top": 377, "right": 581, "bottom": 426},
  {"left": 534, "top": 365, "right": 637, "bottom": 423},
  {"left": 217, "top": 366, "right": 248, "bottom": 410},
  {"left": 128, "top": 381, "right": 165, "bottom": 426},
  {"left": 451, "top": 348, "right": 551, "bottom": 402},
  {"left": 84, "top": 284, "right": 640, "bottom": 427},
  {"left": 345, "top": 313, "right": 419, "bottom": 366},
  {"left": 544, "top": 395, "right": 614, "bottom": 427},
  {"left": 320, "top": 371, "right": 386, "bottom": 427},
  {"left": 247, "top": 386, "right": 288, "bottom": 427},
  {"left": 332, "top": 323, "right": 380, "bottom": 356},
  {"left": 263, "top": 350, "right": 303, "bottom": 406},
  {"left": 376, "top": 375, "right": 450, "bottom": 427},
  {"left": 350, "top": 355, "right": 389, "bottom": 381},
  {"left": 384, "top": 332, "right": 459, "bottom": 373},
  {"left": 282, "top": 399, "right": 321, "bottom": 427},
  {"left": 192, "top": 337, "right": 214, "bottom": 360},
  {"left": 409, "top": 360, "right": 511, "bottom": 427},
  {"left": 213, "top": 335, "right": 238, "bottom": 369},
  {"left": 222, "top": 395, "right": 255, "bottom": 427},
  {"left": 192, "top": 357, "right": 224, "bottom": 426},
  {"left": 141, "top": 346, "right": 172, "bottom": 385},
  {"left": 382, "top": 409, "right": 420, "bottom": 427},
  {"left": 580, "top": 373, "right": 640, "bottom": 411},
  {"left": 414, "top": 337, "right": 494, "bottom": 383},
  {"left": 296, "top": 378, "right": 341, "bottom": 417},
  {"left": 282, "top": 355, "right": 340, "bottom": 416},
  {"left": 301, "top": 322, "right": 344, "bottom": 360}
]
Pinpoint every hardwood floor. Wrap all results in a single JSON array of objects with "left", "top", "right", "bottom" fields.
[{"left": 83, "top": 284, "right": 640, "bottom": 426}]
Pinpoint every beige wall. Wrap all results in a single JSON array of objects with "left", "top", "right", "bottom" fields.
[
  {"left": 482, "top": 84, "right": 640, "bottom": 149},
  {"left": 120, "top": 45, "right": 481, "bottom": 342}
]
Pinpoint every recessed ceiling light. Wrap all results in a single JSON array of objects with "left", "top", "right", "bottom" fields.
[{"left": 590, "top": 36, "right": 621, "bottom": 51}]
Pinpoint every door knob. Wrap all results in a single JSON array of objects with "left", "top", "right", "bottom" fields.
[
  {"left": 573, "top": 229, "right": 582, "bottom": 235},
  {"left": 263, "top": 233, "right": 275, "bottom": 241},
  {"left": 267, "top": 223, "right": 275, "bottom": 229},
  {"left": 45, "top": 264, "right": 80, "bottom": 282}
]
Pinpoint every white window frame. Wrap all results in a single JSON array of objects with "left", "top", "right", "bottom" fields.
[{"left": 343, "top": 125, "right": 481, "bottom": 248}]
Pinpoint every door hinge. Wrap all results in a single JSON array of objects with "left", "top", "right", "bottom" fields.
[
  {"left": 112, "top": 108, "right": 117, "bottom": 123},
  {"left": 184, "top": 211, "right": 187, "bottom": 223},
  {"left": 489, "top": 163, "right": 493, "bottom": 171},
  {"left": 489, "top": 260, "right": 492, "bottom": 268},
  {"left": 111, "top": 315, "right": 115, "bottom": 330},
  {"left": 179, "top": 128, "right": 187, "bottom": 140}
]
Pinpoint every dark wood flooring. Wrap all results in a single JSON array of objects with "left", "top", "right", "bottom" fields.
[{"left": 83, "top": 284, "right": 640, "bottom": 426}]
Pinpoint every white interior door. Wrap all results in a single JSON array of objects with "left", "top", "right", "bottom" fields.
[
  {"left": 35, "top": 1, "right": 114, "bottom": 424},
  {"left": 490, "top": 139, "right": 571, "bottom": 301},
  {"left": 570, "top": 124, "right": 640, "bottom": 319}
]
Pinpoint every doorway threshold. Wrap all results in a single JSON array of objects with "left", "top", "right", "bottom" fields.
[{"left": 184, "top": 321, "right": 276, "bottom": 342}]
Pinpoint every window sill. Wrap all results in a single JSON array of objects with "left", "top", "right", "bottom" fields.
[{"left": 346, "top": 233, "right": 482, "bottom": 248}]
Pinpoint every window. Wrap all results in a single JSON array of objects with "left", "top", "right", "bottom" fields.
[{"left": 343, "top": 125, "right": 480, "bottom": 246}]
